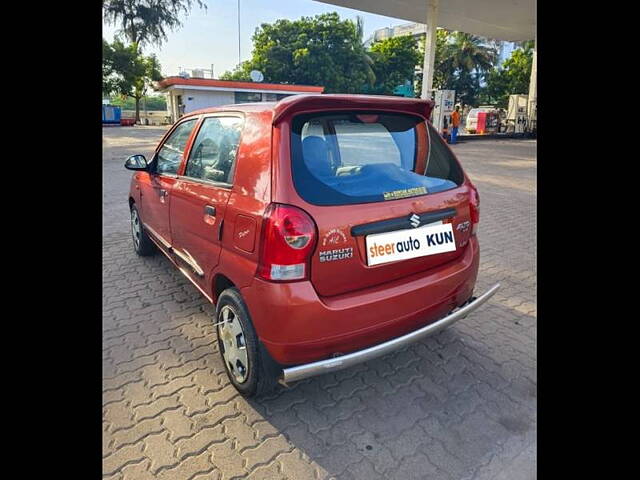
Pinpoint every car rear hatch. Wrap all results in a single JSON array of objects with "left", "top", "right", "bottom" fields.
[{"left": 286, "top": 107, "right": 477, "bottom": 297}]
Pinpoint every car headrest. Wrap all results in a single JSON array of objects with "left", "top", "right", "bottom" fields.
[{"left": 302, "top": 136, "right": 333, "bottom": 177}]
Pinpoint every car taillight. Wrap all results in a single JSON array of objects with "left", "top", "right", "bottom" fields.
[
  {"left": 469, "top": 184, "right": 480, "bottom": 235},
  {"left": 257, "top": 203, "right": 317, "bottom": 282}
]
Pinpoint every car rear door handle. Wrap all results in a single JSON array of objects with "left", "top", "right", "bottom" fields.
[{"left": 204, "top": 205, "right": 216, "bottom": 216}]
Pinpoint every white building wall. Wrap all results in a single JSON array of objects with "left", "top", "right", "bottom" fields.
[
  {"left": 163, "top": 86, "right": 304, "bottom": 123},
  {"left": 165, "top": 89, "right": 236, "bottom": 123},
  {"left": 166, "top": 90, "right": 180, "bottom": 121},
  {"left": 498, "top": 42, "right": 516, "bottom": 65},
  {"left": 183, "top": 90, "right": 235, "bottom": 113}
]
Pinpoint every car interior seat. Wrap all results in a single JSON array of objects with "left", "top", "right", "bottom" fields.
[{"left": 302, "top": 136, "right": 334, "bottom": 178}]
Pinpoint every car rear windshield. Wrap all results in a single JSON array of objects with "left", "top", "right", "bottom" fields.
[{"left": 290, "top": 111, "right": 463, "bottom": 206}]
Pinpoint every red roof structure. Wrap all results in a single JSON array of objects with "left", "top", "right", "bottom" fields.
[{"left": 157, "top": 77, "right": 324, "bottom": 94}]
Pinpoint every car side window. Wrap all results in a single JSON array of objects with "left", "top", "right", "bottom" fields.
[
  {"left": 184, "top": 116, "right": 243, "bottom": 184},
  {"left": 156, "top": 119, "right": 197, "bottom": 175}
]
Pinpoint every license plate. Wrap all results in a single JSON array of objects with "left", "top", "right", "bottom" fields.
[{"left": 365, "top": 221, "right": 456, "bottom": 266}]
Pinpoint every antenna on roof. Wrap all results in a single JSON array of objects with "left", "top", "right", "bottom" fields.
[{"left": 237, "top": 0, "right": 241, "bottom": 65}]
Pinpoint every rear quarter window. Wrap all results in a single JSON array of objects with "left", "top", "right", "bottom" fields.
[{"left": 290, "top": 112, "right": 463, "bottom": 206}]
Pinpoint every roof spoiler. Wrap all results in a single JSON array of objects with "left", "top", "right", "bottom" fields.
[{"left": 272, "top": 94, "right": 435, "bottom": 125}]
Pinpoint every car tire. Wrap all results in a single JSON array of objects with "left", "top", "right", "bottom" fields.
[
  {"left": 130, "top": 204, "right": 156, "bottom": 256},
  {"left": 216, "top": 288, "right": 280, "bottom": 397}
]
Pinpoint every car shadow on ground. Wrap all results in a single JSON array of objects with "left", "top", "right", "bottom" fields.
[{"left": 231, "top": 301, "right": 537, "bottom": 479}]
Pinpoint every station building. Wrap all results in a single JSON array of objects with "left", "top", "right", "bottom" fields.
[{"left": 156, "top": 77, "right": 325, "bottom": 123}]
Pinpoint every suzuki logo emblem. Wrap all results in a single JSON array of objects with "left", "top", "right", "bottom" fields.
[{"left": 409, "top": 214, "right": 420, "bottom": 228}]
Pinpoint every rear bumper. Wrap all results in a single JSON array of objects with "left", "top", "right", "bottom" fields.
[
  {"left": 281, "top": 282, "right": 500, "bottom": 383},
  {"left": 242, "top": 236, "right": 481, "bottom": 366}
]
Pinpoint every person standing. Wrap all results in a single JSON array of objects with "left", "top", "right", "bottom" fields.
[{"left": 450, "top": 105, "right": 461, "bottom": 144}]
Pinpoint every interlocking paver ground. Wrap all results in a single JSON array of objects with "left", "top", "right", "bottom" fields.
[{"left": 103, "top": 125, "right": 536, "bottom": 479}]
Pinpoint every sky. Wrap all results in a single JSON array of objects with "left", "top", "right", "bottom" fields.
[{"left": 102, "top": 0, "right": 413, "bottom": 79}]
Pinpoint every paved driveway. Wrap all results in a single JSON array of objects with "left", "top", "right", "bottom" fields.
[{"left": 103, "top": 126, "right": 536, "bottom": 480}]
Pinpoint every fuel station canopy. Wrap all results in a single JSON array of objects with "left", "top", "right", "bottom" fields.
[
  {"left": 315, "top": 0, "right": 536, "bottom": 114},
  {"left": 314, "top": 0, "right": 535, "bottom": 42}
]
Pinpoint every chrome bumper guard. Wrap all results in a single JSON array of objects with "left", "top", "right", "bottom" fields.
[{"left": 280, "top": 283, "right": 501, "bottom": 384}]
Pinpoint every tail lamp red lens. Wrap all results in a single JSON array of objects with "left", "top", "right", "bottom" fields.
[
  {"left": 469, "top": 184, "right": 480, "bottom": 235},
  {"left": 257, "top": 203, "right": 317, "bottom": 282}
]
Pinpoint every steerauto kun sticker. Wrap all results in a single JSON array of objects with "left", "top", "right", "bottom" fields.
[{"left": 366, "top": 222, "right": 456, "bottom": 266}]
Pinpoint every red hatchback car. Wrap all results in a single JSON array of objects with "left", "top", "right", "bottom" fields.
[{"left": 125, "top": 94, "right": 500, "bottom": 397}]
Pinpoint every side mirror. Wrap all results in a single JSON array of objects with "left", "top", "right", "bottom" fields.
[{"left": 124, "top": 154, "right": 148, "bottom": 171}]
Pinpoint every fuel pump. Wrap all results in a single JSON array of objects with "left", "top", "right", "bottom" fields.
[
  {"left": 515, "top": 112, "right": 528, "bottom": 134},
  {"left": 507, "top": 95, "right": 528, "bottom": 134},
  {"left": 432, "top": 90, "right": 455, "bottom": 138}
]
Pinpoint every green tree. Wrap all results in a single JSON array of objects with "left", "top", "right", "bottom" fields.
[
  {"left": 482, "top": 43, "right": 533, "bottom": 108},
  {"left": 441, "top": 32, "right": 497, "bottom": 105},
  {"left": 108, "top": 94, "right": 167, "bottom": 110},
  {"left": 219, "top": 61, "right": 252, "bottom": 81},
  {"left": 415, "top": 28, "right": 454, "bottom": 96},
  {"left": 368, "top": 35, "right": 421, "bottom": 95},
  {"left": 447, "top": 33, "right": 495, "bottom": 73},
  {"left": 432, "top": 29, "right": 455, "bottom": 88},
  {"left": 355, "top": 16, "right": 376, "bottom": 88},
  {"left": 219, "top": 12, "right": 370, "bottom": 93},
  {"left": 103, "top": 39, "right": 163, "bottom": 122},
  {"left": 416, "top": 30, "right": 498, "bottom": 105},
  {"left": 103, "top": 0, "right": 206, "bottom": 49}
]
